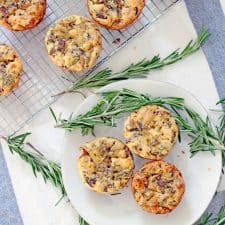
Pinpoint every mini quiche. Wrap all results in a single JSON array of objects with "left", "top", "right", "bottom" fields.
[
  {"left": 123, "top": 105, "right": 179, "bottom": 160},
  {"left": 0, "top": 0, "right": 46, "bottom": 31},
  {"left": 132, "top": 161, "right": 185, "bottom": 214},
  {"left": 78, "top": 137, "right": 134, "bottom": 194},
  {"left": 0, "top": 44, "right": 23, "bottom": 96},
  {"left": 87, "top": 0, "right": 145, "bottom": 30},
  {"left": 45, "top": 15, "right": 102, "bottom": 72}
]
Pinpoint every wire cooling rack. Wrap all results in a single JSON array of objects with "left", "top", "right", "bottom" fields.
[{"left": 0, "top": 0, "right": 179, "bottom": 136}]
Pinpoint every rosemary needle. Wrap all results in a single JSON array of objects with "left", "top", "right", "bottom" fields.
[
  {"left": 79, "top": 216, "right": 89, "bottom": 225},
  {"left": 54, "top": 28, "right": 210, "bottom": 97},
  {"left": 215, "top": 98, "right": 225, "bottom": 164}
]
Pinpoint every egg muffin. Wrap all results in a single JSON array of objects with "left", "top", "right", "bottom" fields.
[
  {"left": 0, "top": 0, "right": 46, "bottom": 31},
  {"left": 123, "top": 105, "right": 179, "bottom": 160},
  {"left": 0, "top": 44, "right": 23, "bottom": 96},
  {"left": 78, "top": 137, "right": 134, "bottom": 194},
  {"left": 132, "top": 161, "right": 185, "bottom": 214},
  {"left": 45, "top": 15, "right": 102, "bottom": 72},
  {"left": 87, "top": 0, "right": 145, "bottom": 30}
]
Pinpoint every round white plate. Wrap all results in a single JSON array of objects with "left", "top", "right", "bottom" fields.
[{"left": 62, "top": 79, "right": 222, "bottom": 225}]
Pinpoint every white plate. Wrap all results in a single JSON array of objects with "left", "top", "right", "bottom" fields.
[{"left": 62, "top": 79, "right": 222, "bottom": 225}]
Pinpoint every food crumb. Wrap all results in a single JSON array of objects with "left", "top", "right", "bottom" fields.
[
  {"left": 111, "top": 193, "right": 122, "bottom": 196},
  {"left": 112, "top": 38, "right": 121, "bottom": 44},
  {"left": 181, "top": 150, "right": 185, "bottom": 154},
  {"left": 208, "top": 167, "right": 212, "bottom": 172}
]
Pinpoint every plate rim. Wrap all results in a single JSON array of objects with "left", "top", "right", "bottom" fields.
[{"left": 62, "top": 79, "right": 222, "bottom": 225}]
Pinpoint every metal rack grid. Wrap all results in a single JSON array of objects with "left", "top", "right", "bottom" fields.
[{"left": 0, "top": 0, "right": 179, "bottom": 136}]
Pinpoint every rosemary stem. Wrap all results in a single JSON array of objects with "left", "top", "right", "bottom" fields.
[
  {"left": 52, "top": 28, "right": 209, "bottom": 97},
  {"left": 26, "top": 142, "right": 44, "bottom": 156},
  {"left": 0, "top": 136, "right": 7, "bottom": 141},
  {"left": 52, "top": 90, "right": 69, "bottom": 98}
]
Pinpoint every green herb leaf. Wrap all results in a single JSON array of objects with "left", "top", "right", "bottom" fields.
[
  {"left": 49, "top": 107, "right": 58, "bottom": 123},
  {"left": 79, "top": 216, "right": 89, "bottom": 225}
]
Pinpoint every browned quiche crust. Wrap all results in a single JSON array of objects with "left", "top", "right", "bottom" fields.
[
  {"left": 0, "top": 44, "right": 22, "bottom": 96},
  {"left": 45, "top": 15, "right": 102, "bottom": 72},
  {"left": 0, "top": 0, "right": 46, "bottom": 31},
  {"left": 123, "top": 105, "right": 179, "bottom": 160},
  {"left": 132, "top": 161, "right": 185, "bottom": 214},
  {"left": 87, "top": 0, "right": 145, "bottom": 30},
  {"left": 78, "top": 137, "right": 134, "bottom": 194}
]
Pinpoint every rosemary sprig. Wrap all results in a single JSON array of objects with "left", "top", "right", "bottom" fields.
[
  {"left": 197, "top": 204, "right": 225, "bottom": 225},
  {"left": 2, "top": 132, "right": 90, "bottom": 224},
  {"left": 52, "top": 88, "right": 185, "bottom": 135},
  {"left": 52, "top": 88, "right": 225, "bottom": 164},
  {"left": 2, "top": 133, "right": 66, "bottom": 196},
  {"left": 55, "top": 28, "right": 210, "bottom": 96},
  {"left": 172, "top": 107, "right": 225, "bottom": 159}
]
